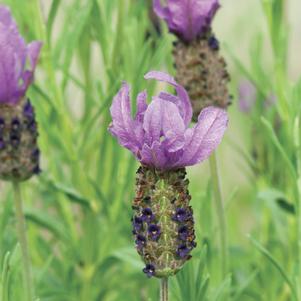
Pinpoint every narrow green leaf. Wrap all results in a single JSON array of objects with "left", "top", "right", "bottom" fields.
[{"left": 249, "top": 235, "right": 298, "bottom": 301}]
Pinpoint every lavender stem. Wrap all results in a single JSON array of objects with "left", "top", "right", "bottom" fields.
[
  {"left": 209, "top": 151, "right": 228, "bottom": 277},
  {"left": 160, "top": 278, "right": 168, "bottom": 301},
  {"left": 13, "top": 182, "right": 34, "bottom": 301}
]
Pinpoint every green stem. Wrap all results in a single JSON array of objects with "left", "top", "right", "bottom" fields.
[
  {"left": 294, "top": 117, "right": 301, "bottom": 288},
  {"left": 160, "top": 278, "right": 168, "bottom": 301},
  {"left": 12, "top": 182, "right": 34, "bottom": 301},
  {"left": 209, "top": 151, "right": 228, "bottom": 277}
]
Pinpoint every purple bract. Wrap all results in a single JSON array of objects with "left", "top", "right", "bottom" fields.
[
  {"left": 153, "top": 0, "right": 220, "bottom": 42},
  {"left": 109, "top": 71, "right": 228, "bottom": 170},
  {"left": 0, "top": 5, "right": 42, "bottom": 105}
]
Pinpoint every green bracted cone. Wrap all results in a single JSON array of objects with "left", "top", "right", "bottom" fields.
[
  {"left": 173, "top": 30, "right": 231, "bottom": 122},
  {"left": 0, "top": 97, "right": 40, "bottom": 182},
  {"left": 132, "top": 166, "right": 196, "bottom": 278}
]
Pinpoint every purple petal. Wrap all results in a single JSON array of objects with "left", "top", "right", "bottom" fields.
[
  {"left": 140, "top": 141, "right": 167, "bottom": 169},
  {"left": 144, "top": 71, "right": 192, "bottom": 126},
  {"left": 143, "top": 97, "right": 185, "bottom": 152},
  {"left": 135, "top": 90, "right": 148, "bottom": 122},
  {"left": 27, "top": 41, "right": 42, "bottom": 71},
  {"left": 109, "top": 83, "right": 143, "bottom": 154},
  {"left": 153, "top": 0, "right": 170, "bottom": 19},
  {"left": 160, "top": 99, "right": 185, "bottom": 152},
  {"left": 21, "top": 41, "right": 43, "bottom": 89},
  {"left": 0, "top": 35, "right": 17, "bottom": 103},
  {"left": 0, "top": 5, "right": 13, "bottom": 26},
  {"left": 143, "top": 98, "right": 163, "bottom": 145},
  {"left": 153, "top": 0, "right": 220, "bottom": 42},
  {"left": 0, "top": 5, "right": 42, "bottom": 105},
  {"left": 0, "top": 5, "right": 26, "bottom": 66},
  {"left": 177, "top": 107, "right": 228, "bottom": 166}
]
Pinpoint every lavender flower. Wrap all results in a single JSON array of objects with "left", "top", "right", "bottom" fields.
[
  {"left": 0, "top": 5, "right": 42, "bottom": 105},
  {"left": 109, "top": 71, "right": 228, "bottom": 170},
  {"left": 153, "top": 0, "right": 220, "bottom": 42},
  {"left": 0, "top": 6, "right": 42, "bottom": 182},
  {"left": 109, "top": 71, "right": 228, "bottom": 278}
]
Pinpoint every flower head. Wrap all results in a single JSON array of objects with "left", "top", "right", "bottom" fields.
[
  {"left": 109, "top": 71, "right": 228, "bottom": 170},
  {"left": 0, "top": 5, "right": 42, "bottom": 105},
  {"left": 153, "top": 0, "right": 220, "bottom": 42}
]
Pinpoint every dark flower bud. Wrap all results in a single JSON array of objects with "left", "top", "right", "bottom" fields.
[
  {"left": 141, "top": 208, "right": 154, "bottom": 223},
  {"left": 173, "top": 208, "right": 188, "bottom": 222},
  {"left": 178, "top": 225, "right": 189, "bottom": 241},
  {"left": 23, "top": 101, "right": 34, "bottom": 120},
  {"left": 148, "top": 224, "right": 161, "bottom": 241},
  {"left": 132, "top": 216, "right": 144, "bottom": 233},
  {"left": 208, "top": 35, "right": 219, "bottom": 50},
  {"left": 135, "top": 234, "right": 147, "bottom": 250},
  {"left": 143, "top": 264, "right": 156, "bottom": 278},
  {"left": 177, "top": 244, "right": 191, "bottom": 258}
]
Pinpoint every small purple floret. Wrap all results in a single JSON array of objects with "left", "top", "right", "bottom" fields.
[
  {"left": 178, "top": 225, "right": 189, "bottom": 240},
  {"left": 0, "top": 138, "right": 5, "bottom": 150},
  {"left": 23, "top": 101, "right": 34, "bottom": 119},
  {"left": 0, "top": 6, "right": 42, "bottom": 105},
  {"left": 143, "top": 264, "right": 156, "bottom": 278},
  {"left": 153, "top": 0, "right": 220, "bottom": 42},
  {"left": 141, "top": 208, "right": 154, "bottom": 223},
  {"left": 0, "top": 118, "right": 5, "bottom": 129},
  {"left": 208, "top": 36, "right": 219, "bottom": 50},
  {"left": 32, "top": 148, "right": 40, "bottom": 159},
  {"left": 173, "top": 208, "right": 188, "bottom": 222},
  {"left": 27, "top": 121, "right": 37, "bottom": 133},
  {"left": 177, "top": 244, "right": 191, "bottom": 258},
  {"left": 135, "top": 234, "right": 147, "bottom": 249},
  {"left": 10, "top": 134, "right": 20, "bottom": 147},
  {"left": 32, "top": 165, "right": 42, "bottom": 175},
  {"left": 148, "top": 224, "right": 161, "bottom": 241},
  {"left": 132, "top": 216, "right": 144, "bottom": 233},
  {"left": 109, "top": 71, "right": 228, "bottom": 170},
  {"left": 11, "top": 118, "right": 21, "bottom": 131}
]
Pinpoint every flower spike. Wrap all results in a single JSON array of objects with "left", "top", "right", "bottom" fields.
[{"left": 109, "top": 71, "right": 228, "bottom": 278}]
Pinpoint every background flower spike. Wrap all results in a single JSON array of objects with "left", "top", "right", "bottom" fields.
[{"left": 153, "top": 0, "right": 231, "bottom": 121}]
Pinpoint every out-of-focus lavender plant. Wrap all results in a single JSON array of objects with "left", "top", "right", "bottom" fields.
[
  {"left": 238, "top": 80, "right": 257, "bottom": 113},
  {"left": 109, "top": 71, "right": 228, "bottom": 299},
  {"left": 0, "top": 5, "right": 42, "bottom": 301},
  {"left": 153, "top": 0, "right": 231, "bottom": 120},
  {"left": 238, "top": 79, "right": 277, "bottom": 113}
]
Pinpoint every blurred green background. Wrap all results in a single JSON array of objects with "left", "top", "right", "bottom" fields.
[{"left": 0, "top": 0, "right": 301, "bottom": 300}]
